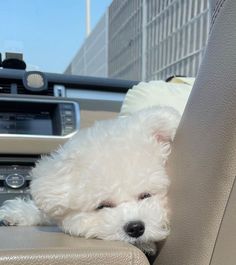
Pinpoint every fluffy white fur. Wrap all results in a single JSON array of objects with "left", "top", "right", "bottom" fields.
[{"left": 0, "top": 106, "right": 180, "bottom": 254}]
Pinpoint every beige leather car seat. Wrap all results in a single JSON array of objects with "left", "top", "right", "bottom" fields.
[
  {"left": 0, "top": 226, "right": 149, "bottom": 265},
  {"left": 155, "top": 0, "right": 236, "bottom": 264}
]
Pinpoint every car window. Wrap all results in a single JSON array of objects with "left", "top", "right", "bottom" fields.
[{"left": 0, "top": 0, "right": 209, "bottom": 81}]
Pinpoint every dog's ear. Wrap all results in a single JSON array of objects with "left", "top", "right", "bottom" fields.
[
  {"left": 30, "top": 153, "right": 72, "bottom": 219},
  {"left": 130, "top": 107, "right": 181, "bottom": 164},
  {"left": 132, "top": 106, "right": 181, "bottom": 143}
]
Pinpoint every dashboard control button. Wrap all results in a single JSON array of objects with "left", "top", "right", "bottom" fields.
[{"left": 5, "top": 174, "right": 25, "bottom": 189}]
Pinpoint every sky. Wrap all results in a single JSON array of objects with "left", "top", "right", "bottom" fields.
[{"left": 0, "top": 0, "right": 112, "bottom": 73}]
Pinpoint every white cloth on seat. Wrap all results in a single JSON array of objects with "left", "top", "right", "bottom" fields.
[{"left": 120, "top": 77, "right": 194, "bottom": 116}]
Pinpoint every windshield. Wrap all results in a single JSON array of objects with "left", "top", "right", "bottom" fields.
[{"left": 0, "top": 0, "right": 209, "bottom": 81}]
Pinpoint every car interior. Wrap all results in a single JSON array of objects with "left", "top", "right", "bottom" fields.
[{"left": 0, "top": 0, "right": 235, "bottom": 264}]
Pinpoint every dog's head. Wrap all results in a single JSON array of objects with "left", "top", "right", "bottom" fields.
[{"left": 30, "top": 107, "right": 180, "bottom": 253}]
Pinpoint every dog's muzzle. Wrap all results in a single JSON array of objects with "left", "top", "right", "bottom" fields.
[{"left": 124, "top": 221, "right": 145, "bottom": 238}]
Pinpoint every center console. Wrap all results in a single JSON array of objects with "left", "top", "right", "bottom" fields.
[
  {"left": 0, "top": 156, "right": 35, "bottom": 203},
  {"left": 0, "top": 96, "right": 80, "bottom": 204},
  {"left": 0, "top": 97, "right": 80, "bottom": 154}
]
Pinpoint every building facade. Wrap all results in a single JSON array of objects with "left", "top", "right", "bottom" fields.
[
  {"left": 65, "top": 12, "right": 108, "bottom": 78},
  {"left": 65, "top": 0, "right": 209, "bottom": 81},
  {"left": 108, "top": 0, "right": 143, "bottom": 80},
  {"left": 144, "top": 0, "right": 209, "bottom": 80}
]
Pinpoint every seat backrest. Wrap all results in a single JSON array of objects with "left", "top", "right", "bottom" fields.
[{"left": 155, "top": 0, "right": 236, "bottom": 264}]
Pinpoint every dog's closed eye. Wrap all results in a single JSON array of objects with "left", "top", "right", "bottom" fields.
[
  {"left": 138, "top": 192, "right": 152, "bottom": 200},
  {"left": 96, "top": 201, "right": 115, "bottom": 210}
]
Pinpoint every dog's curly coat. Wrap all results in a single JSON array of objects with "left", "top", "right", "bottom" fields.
[{"left": 0, "top": 106, "right": 180, "bottom": 254}]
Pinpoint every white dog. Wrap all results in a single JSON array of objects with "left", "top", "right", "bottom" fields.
[{"left": 0, "top": 106, "right": 180, "bottom": 254}]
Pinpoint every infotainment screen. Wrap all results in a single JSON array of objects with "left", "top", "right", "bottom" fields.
[
  {"left": 0, "top": 112, "right": 53, "bottom": 135},
  {"left": 0, "top": 99, "right": 77, "bottom": 137}
]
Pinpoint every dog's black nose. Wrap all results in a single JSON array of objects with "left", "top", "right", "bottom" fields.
[{"left": 124, "top": 221, "right": 145, "bottom": 238}]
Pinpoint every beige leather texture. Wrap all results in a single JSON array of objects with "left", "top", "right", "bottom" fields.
[
  {"left": 210, "top": 0, "right": 222, "bottom": 15},
  {"left": 155, "top": 0, "right": 236, "bottom": 264},
  {"left": 210, "top": 179, "right": 236, "bottom": 265},
  {"left": 0, "top": 226, "right": 149, "bottom": 265},
  {"left": 79, "top": 99, "right": 121, "bottom": 128},
  {"left": 80, "top": 109, "right": 118, "bottom": 128}
]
